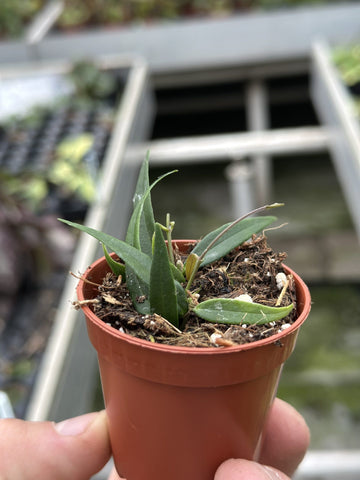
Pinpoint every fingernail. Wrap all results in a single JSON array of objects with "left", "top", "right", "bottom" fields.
[
  {"left": 262, "top": 465, "right": 282, "bottom": 480},
  {"left": 55, "top": 412, "right": 99, "bottom": 436}
]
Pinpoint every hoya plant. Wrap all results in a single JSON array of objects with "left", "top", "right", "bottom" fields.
[{"left": 60, "top": 156, "right": 293, "bottom": 330}]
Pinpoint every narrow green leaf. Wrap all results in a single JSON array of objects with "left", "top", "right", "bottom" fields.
[
  {"left": 170, "top": 263, "right": 186, "bottom": 283},
  {"left": 150, "top": 223, "right": 178, "bottom": 327},
  {"left": 59, "top": 219, "right": 151, "bottom": 284},
  {"left": 175, "top": 280, "right": 188, "bottom": 318},
  {"left": 191, "top": 216, "right": 276, "bottom": 266},
  {"left": 102, "top": 244, "right": 125, "bottom": 278},
  {"left": 194, "top": 299, "right": 293, "bottom": 325},
  {"left": 126, "top": 157, "right": 177, "bottom": 255},
  {"left": 126, "top": 154, "right": 154, "bottom": 255},
  {"left": 125, "top": 266, "right": 151, "bottom": 315}
]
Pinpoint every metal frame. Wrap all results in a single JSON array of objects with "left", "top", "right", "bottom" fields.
[
  {"left": 1, "top": 3, "right": 360, "bottom": 73},
  {"left": 311, "top": 40, "right": 360, "bottom": 240},
  {"left": 141, "top": 126, "right": 329, "bottom": 164},
  {"left": 25, "top": 54, "right": 154, "bottom": 422},
  {"left": 296, "top": 450, "right": 360, "bottom": 480},
  {"left": 39, "top": 3, "right": 360, "bottom": 77},
  {"left": 25, "top": 1, "right": 64, "bottom": 48}
]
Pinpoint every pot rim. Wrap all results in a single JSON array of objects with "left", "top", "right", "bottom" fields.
[{"left": 77, "top": 240, "right": 311, "bottom": 356}]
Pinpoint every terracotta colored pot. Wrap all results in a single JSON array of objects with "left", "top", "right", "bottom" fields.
[{"left": 77, "top": 240, "right": 311, "bottom": 480}]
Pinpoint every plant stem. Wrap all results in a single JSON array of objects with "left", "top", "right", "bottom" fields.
[{"left": 165, "top": 213, "right": 175, "bottom": 264}]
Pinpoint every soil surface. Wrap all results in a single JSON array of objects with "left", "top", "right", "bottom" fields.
[{"left": 84, "top": 235, "right": 298, "bottom": 347}]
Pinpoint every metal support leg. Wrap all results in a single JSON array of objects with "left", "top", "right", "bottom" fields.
[
  {"left": 246, "top": 79, "right": 272, "bottom": 205},
  {"left": 225, "top": 159, "right": 255, "bottom": 219}
]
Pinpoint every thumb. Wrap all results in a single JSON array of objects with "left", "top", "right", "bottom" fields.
[
  {"left": 0, "top": 411, "right": 111, "bottom": 480},
  {"left": 215, "top": 459, "right": 290, "bottom": 480}
]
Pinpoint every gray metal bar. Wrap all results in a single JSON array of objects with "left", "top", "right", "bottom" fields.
[
  {"left": 25, "top": 1, "right": 64, "bottom": 46},
  {"left": 0, "top": 391, "right": 15, "bottom": 419},
  {"left": 152, "top": 60, "right": 310, "bottom": 90},
  {"left": 295, "top": 450, "right": 360, "bottom": 479},
  {"left": 246, "top": 79, "right": 272, "bottom": 205},
  {"left": 138, "top": 126, "right": 329, "bottom": 166},
  {"left": 31, "top": 3, "right": 360, "bottom": 76},
  {"left": 311, "top": 41, "right": 360, "bottom": 240}
]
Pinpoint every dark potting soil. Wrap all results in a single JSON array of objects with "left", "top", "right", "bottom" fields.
[{"left": 80, "top": 235, "right": 298, "bottom": 348}]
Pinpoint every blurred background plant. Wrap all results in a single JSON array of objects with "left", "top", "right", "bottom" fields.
[
  {"left": 0, "top": 0, "right": 344, "bottom": 39},
  {"left": 333, "top": 44, "right": 360, "bottom": 117},
  {"left": 68, "top": 60, "right": 118, "bottom": 103},
  {"left": 0, "top": 0, "right": 44, "bottom": 38}
]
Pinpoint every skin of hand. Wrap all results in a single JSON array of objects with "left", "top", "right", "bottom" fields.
[
  {"left": 0, "top": 398, "right": 309, "bottom": 480},
  {"left": 0, "top": 410, "right": 111, "bottom": 480}
]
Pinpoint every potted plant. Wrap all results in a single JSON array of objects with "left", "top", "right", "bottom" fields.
[{"left": 60, "top": 155, "right": 311, "bottom": 480}]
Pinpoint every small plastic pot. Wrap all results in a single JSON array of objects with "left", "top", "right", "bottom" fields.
[{"left": 77, "top": 240, "right": 311, "bottom": 480}]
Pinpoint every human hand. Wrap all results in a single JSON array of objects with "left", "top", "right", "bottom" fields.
[
  {"left": 0, "top": 398, "right": 308, "bottom": 480},
  {"left": 214, "top": 398, "right": 310, "bottom": 480},
  {"left": 0, "top": 410, "right": 111, "bottom": 479}
]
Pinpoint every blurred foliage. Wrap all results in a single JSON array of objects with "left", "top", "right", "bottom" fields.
[
  {"left": 0, "top": 60, "right": 116, "bottom": 210},
  {"left": 0, "top": 0, "right": 345, "bottom": 38},
  {"left": 57, "top": 0, "right": 344, "bottom": 28},
  {"left": 0, "top": 0, "right": 45, "bottom": 38},
  {"left": 50, "top": 133, "right": 96, "bottom": 203},
  {"left": 333, "top": 44, "right": 360, "bottom": 87},
  {"left": 69, "top": 60, "right": 117, "bottom": 103},
  {"left": 333, "top": 44, "right": 360, "bottom": 117},
  {"left": 1, "top": 133, "right": 96, "bottom": 211},
  {"left": 278, "top": 284, "right": 360, "bottom": 418}
]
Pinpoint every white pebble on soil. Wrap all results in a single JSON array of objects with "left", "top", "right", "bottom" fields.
[
  {"left": 276, "top": 272, "right": 287, "bottom": 290},
  {"left": 210, "top": 333, "right": 222, "bottom": 345},
  {"left": 235, "top": 294, "right": 253, "bottom": 303},
  {"left": 281, "top": 323, "right": 291, "bottom": 330}
]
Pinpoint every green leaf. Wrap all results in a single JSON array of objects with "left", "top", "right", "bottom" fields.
[
  {"left": 150, "top": 223, "right": 178, "bottom": 327},
  {"left": 193, "top": 299, "right": 293, "bottom": 325},
  {"left": 191, "top": 216, "right": 276, "bottom": 266},
  {"left": 126, "top": 266, "right": 151, "bottom": 315},
  {"left": 170, "top": 263, "right": 186, "bottom": 283},
  {"left": 126, "top": 154, "right": 154, "bottom": 255},
  {"left": 126, "top": 156, "right": 177, "bottom": 255},
  {"left": 59, "top": 219, "right": 151, "bottom": 284},
  {"left": 175, "top": 280, "right": 188, "bottom": 318},
  {"left": 102, "top": 244, "right": 125, "bottom": 278}
]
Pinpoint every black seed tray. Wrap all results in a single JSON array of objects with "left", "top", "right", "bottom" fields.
[{"left": 0, "top": 106, "right": 113, "bottom": 175}]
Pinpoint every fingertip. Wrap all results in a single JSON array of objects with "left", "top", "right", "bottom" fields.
[
  {"left": 260, "top": 398, "right": 310, "bottom": 476},
  {"left": 52, "top": 410, "right": 111, "bottom": 478},
  {"left": 215, "top": 459, "right": 289, "bottom": 480}
]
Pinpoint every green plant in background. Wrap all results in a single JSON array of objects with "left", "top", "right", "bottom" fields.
[
  {"left": 50, "top": 133, "right": 96, "bottom": 203},
  {"left": 60, "top": 155, "right": 293, "bottom": 330},
  {"left": 1, "top": 134, "right": 96, "bottom": 211},
  {"left": 68, "top": 60, "right": 117, "bottom": 103},
  {"left": 55, "top": 0, "right": 339, "bottom": 31},
  {"left": 333, "top": 44, "right": 360, "bottom": 117},
  {"left": 0, "top": 0, "right": 44, "bottom": 38},
  {"left": 56, "top": 0, "right": 91, "bottom": 28}
]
